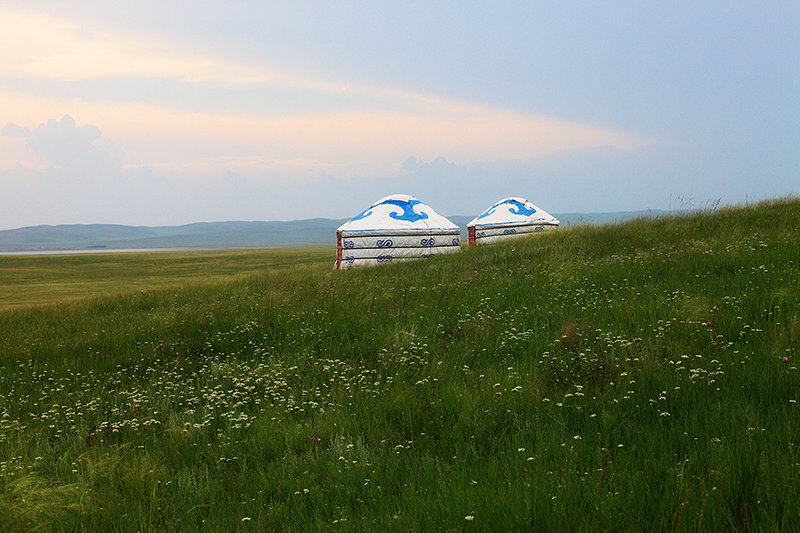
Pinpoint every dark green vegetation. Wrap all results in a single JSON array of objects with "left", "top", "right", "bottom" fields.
[{"left": 0, "top": 199, "right": 797, "bottom": 531}]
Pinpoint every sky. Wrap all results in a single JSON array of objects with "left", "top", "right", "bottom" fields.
[{"left": 0, "top": 1, "right": 797, "bottom": 230}]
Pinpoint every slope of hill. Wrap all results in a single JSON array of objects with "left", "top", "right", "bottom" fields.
[
  {"left": 0, "top": 219, "right": 348, "bottom": 252},
  {"left": 0, "top": 210, "right": 667, "bottom": 252},
  {"left": 1, "top": 200, "right": 795, "bottom": 530}
]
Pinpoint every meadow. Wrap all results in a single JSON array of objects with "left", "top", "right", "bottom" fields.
[
  {"left": 0, "top": 199, "right": 797, "bottom": 531},
  {"left": 0, "top": 247, "right": 333, "bottom": 309}
]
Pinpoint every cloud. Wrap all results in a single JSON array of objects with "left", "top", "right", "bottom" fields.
[
  {"left": 1, "top": 123, "right": 28, "bottom": 138},
  {"left": 3, "top": 115, "right": 123, "bottom": 176},
  {"left": 0, "top": 6, "right": 669, "bottom": 230},
  {"left": 0, "top": 85, "right": 651, "bottom": 183},
  {"left": 0, "top": 6, "right": 654, "bottom": 176},
  {"left": 402, "top": 156, "right": 463, "bottom": 177},
  {"left": 0, "top": 8, "right": 272, "bottom": 84}
]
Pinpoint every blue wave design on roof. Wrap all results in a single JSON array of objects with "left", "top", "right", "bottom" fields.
[
  {"left": 349, "top": 207, "right": 373, "bottom": 222},
  {"left": 477, "top": 199, "right": 537, "bottom": 220},
  {"left": 349, "top": 199, "right": 430, "bottom": 223}
]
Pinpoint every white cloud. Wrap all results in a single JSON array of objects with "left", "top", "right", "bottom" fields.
[
  {"left": 0, "top": 6, "right": 654, "bottom": 179},
  {"left": 3, "top": 115, "right": 123, "bottom": 176},
  {"left": 0, "top": 89, "right": 653, "bottom": 181}
]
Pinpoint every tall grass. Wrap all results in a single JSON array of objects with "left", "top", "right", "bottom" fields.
[{"left": 0, "top": 199, "right": 798, "bottom": 531}]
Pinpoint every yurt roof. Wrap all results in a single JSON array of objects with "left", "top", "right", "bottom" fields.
[
  {"left": 467, "top": 197, "right": 559, "bottom": 228},
  {"left": 338, "top": 194, "right": 459, "bottom": 232}
]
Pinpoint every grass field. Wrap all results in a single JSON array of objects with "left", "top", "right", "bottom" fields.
[
  {"left": 0, "top": 247, "right": 334, "bottom": 309},
  {"left": 0, "top": 200, "right": 798, "bottom": 531}
]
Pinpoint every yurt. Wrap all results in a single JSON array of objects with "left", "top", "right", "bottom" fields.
[
  {"left": 336, "top": 194, "right": 461, "bottom": 269},
  {"left": 467, "top": 197, "right": 559, "bottom": 247}
]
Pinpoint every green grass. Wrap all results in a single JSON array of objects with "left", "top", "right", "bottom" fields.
[
  {"left": 0, "top": 246, "right": 334, "bottom": 309},
  {"left": 0, "top": 199, "right": 798, "bottom": 531}
]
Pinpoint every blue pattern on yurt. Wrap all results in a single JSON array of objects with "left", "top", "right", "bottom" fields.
[
  {"left": 508, "top": 200, "right": 536, "bottom": 216},
  {"left": 477, "top": 199, "right": 536, "bottom": 220},
  {"left": 348, "top": 199, "right": 430, "bottom": 224},
  {"left": 349, "top": 207, "right": 373, "bottom": 222}
]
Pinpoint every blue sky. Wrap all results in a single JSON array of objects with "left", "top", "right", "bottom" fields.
[{"left": 0, "top": 1, "right": 797, "bottom": 229}]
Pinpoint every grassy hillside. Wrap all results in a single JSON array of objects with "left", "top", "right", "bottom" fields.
[{"left": 0, "top": 199, "right": 797, "bottom": 531}]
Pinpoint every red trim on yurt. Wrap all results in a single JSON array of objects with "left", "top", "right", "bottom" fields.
[
  {"left": 468, "top": 226, "right": 476, "bottom": 247},
  {"left": 336, "top": 231, "right": 343, "bottom": 269}
]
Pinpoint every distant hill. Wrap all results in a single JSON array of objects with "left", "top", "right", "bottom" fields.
[{"left": 0, "top": 210, "right": 668, "bottom": 253}]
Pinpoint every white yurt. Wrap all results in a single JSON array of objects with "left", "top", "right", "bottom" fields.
[
  {"left": 336, "top": 194, "right": 461, "bottom": 269},
  {"left": 467, "top": 197, "right": 559, "bottom": 247}
]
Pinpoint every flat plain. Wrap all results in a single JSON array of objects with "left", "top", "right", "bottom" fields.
[
  {"left": 0, "top": 200, "right": 797, "bottom": 531},
  {"left": 0, "top": 246, "right": 334, "bottom": 309}
]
